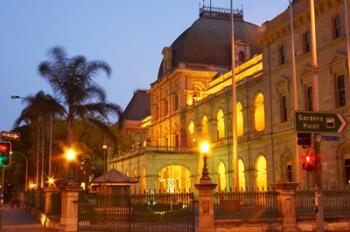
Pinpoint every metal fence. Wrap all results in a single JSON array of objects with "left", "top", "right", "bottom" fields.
[
  {"left": 214, "top": 189, "right": 279, "bottom": 220},
  {"left": 296, "top": 188, "right": 350, "bottom": 219},
  {"left": 78, "top": 192, "right": 195, "bottom": 232}
]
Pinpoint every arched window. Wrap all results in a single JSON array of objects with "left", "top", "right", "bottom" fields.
[
  {"left": 202, "top": 116, "right": 209, "bottom": 139},
  {"left": 236, "top": 102, "right": 244, "bottom": 136},
  {"left": 238, "top": 159, "right": 246, "bottom": 191},
  {"left": 188, "top": 121, "right": 195, "bottom": 144},
  {"left": 238, "top": 51, "right": 245, "bottom": 63},
  {"left": 256, "top": 155, "right": 267, "bottom": 191},
  {"left": 217, "top": 109, "right": 225, "bottom": 139},
  {"left": 218, "top": 162, "right": 226, "bottom": 192},
  {"left": 254, "top": 93, "right": 265, "bottom": 131}
]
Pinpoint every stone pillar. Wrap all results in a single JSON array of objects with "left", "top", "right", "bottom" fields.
[
  {"left": 44, "top": 190, "right": 52, "bottom": 214},
  {"left": 273, "top": 182, "right": 299, "bottom": 232},
  {"left": 195, "top": 175, "right": 217, "bottom": 232},
  {"left": 60, "top": 187, "right": 81, "bottom": 232}
]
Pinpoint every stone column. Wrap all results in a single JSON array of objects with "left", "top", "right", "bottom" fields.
[
  {"left": 60, "top": 187, "right": 81, "bottom": 232},
  {"left": 273, "top": 182, "right": 299, "bottom": 232},
  {"left": 195, "top": 175, "right": 217, "bottom": 232}
]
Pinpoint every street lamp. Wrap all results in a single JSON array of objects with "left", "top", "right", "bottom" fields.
[
  {"left": 64, "top": 147, "right": 77, "bottom": 186},
  {"left": 199, "top": 141, "right": 210, "bottom": 179},
  {"left": 102, "top": 144, "right": 108, "bottom": 174}
]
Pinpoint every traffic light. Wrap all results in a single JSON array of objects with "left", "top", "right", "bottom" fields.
[
  {"left": 297, "top": 133, "right": 312, "bottom": 148},
  {"left": 0, "top": 142, "right": 11, "bottom": 166},
  {"left": 302, "top": 150, "right": 316, "bottom": 171}
]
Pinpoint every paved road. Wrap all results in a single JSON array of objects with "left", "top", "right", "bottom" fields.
[{"left": 1, "top": 204, "right": 54, "bottom": 232}]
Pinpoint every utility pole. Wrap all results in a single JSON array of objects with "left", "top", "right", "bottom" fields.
[{"left": 310, "top": 0, "right": 324, "bottom": 231}]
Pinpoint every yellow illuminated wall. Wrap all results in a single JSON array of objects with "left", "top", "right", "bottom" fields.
[
  {"left": 254, "top": 93, "right": 265, "bottom": 132},
  {"left": 217, "top": 109, "right": 225, "bottom": 139},
  {"left": 256, "top": 155, "right": 267, "bottom": 191},
  {"left": 238, "top": 159, "right": 246, "bottom": 191},
  {"left": 236, "top": 102, "right": 244, "bottom": 136},
  {"left": 202, "top": 116, "right": 209, "bottom": 139},
  {"left": 218, "top": 162, "right": 226, "bottom": 192}
]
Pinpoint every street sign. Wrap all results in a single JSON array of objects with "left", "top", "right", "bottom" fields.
[
  {"left": 295, "top": 111, "right": 346, "bottom": 133},
  {"left": 0, "top": 131, "right": 20, "bottom": 141},
  {"left": 321, "top": 135, "right": 341, "bottom": 142}
]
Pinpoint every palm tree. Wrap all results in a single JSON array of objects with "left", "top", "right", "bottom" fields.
[
  {"left": 14, "top": 90, "right": 64, "bottom": 187},
  {"left": 38, "top": 47, "right": 122, "bottom": 145}
]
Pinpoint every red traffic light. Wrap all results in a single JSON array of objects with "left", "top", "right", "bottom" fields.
[
  {"left": 0, "top": 142, "right": 11, "bottom": 166},
  {"left": 302, "top": 150, "right": 316, "bottom": 171}
]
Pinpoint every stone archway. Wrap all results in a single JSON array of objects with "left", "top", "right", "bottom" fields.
[{"left": 158, "top": 165, "right": 191, "bottom": 193}]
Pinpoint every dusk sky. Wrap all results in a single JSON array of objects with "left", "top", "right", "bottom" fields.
[{"left": 1, "top": 0, "right": 288, "bottom": 131}]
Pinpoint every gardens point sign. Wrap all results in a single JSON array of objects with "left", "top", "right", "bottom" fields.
[{"left": 295, "top": 111, "right": 346, "bottom": 133}]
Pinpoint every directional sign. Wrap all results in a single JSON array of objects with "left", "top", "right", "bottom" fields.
[
  {"left": 0, "top": 131, "right": 20, "bottom": 141},
  {"left": 295, "top": 111, "right": 346, "bottom": 133}
]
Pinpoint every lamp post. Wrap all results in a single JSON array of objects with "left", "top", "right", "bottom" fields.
[
  {"left": 199, "top": 141, "right": 210, "bottom": 180},
  {"left": 64, "top": 148, "right": 77, "bottom": 186},
  {"left": 102, "top": 144, "right": 108, "bottom": 174}
]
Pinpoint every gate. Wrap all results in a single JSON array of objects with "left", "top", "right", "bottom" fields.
[{"left": 78, "top": 192, "right": 195, "bottom": 232}]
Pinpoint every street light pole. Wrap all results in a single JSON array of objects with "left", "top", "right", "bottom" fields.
[{"left": 310, "top": 0, "right": 324, "bottom": 231}]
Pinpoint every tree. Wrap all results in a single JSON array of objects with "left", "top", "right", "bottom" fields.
[{"left": 38, "top": 47, "right": 122, "bottom": 145}]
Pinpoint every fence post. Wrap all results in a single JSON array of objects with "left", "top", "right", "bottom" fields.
[
  {"left": 44, "top": 186, "right": 57, "bottom": 214},
  {"left": 60, "top": 187, "right": 81, "bottom": 232},
  {"left": 273, "top": 182, "right": 299, "bottom": 232},
  {"left": 195, "top": 175, "right": 217, "bottom": 232}
]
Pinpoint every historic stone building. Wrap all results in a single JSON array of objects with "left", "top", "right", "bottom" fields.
[{"left": 109, "top": 0, "right": 350, "bottom": 193}]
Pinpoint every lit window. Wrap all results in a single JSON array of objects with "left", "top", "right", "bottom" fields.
[
  {"left": 335, "top": 74, "right": 346, "bottom": 107},
  {"left": 305, "top": 86, "right": 313, "bottom": 111},
  {"left": 254, "top": 93, "right": 265, "bottom": 131},
  {"left": 236, "top": 102, "right": 244, "bottom": 136},
  {"left": 333, "top": 15, "right": 341, "bottom": 39},
  {"left": 217, "top": 109, "right": 225, "bottom": 139},
  {"left": 218, "top": 162, "right": 226, "bottom": 192},
  {"left": 238, "top": 159, "right": 246, "bottom": 191},
  {"left": 279, "top": 46, "right": 285, "bottom": 65},
  {"left": 202, "top": 116, "right": 209, "bottom": 139},
  {"left": 188, "top": 121, "right": 195, "bottom": 135},
  {"left": 256, "top": 155, "right": 267, "bottom": 191},
  {"left": 303, "top": 31, "right": 310, "bottom": 53},
  {"left": 280, "top": 95, "right": 288, "bottom": 122}
]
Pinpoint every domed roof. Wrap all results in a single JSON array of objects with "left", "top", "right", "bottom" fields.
[{"left": 157, "top": 9, "right": 262, "bottom": 80}]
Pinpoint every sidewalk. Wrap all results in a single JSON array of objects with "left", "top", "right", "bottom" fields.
[{"left": 1, "top": 204, "right": 54, "bottom": 232}]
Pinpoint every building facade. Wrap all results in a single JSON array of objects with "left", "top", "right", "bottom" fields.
[{"left": 109, "top": 0, "right": 350, "bottom": 193}]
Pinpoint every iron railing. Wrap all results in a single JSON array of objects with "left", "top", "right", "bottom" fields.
[
  {"left": 296, "top": 188, "right": 350, "bottom": 219},
  {"left": 214, "top": 189, "right": 279, "bottom": 220},
  {"left": 78, "top": 192, "right": 195, "bottom": 232}
]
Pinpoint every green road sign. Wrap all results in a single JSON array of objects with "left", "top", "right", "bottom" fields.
[{"left": 295, "top": 111, "right": 346, "bottom": 133}]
